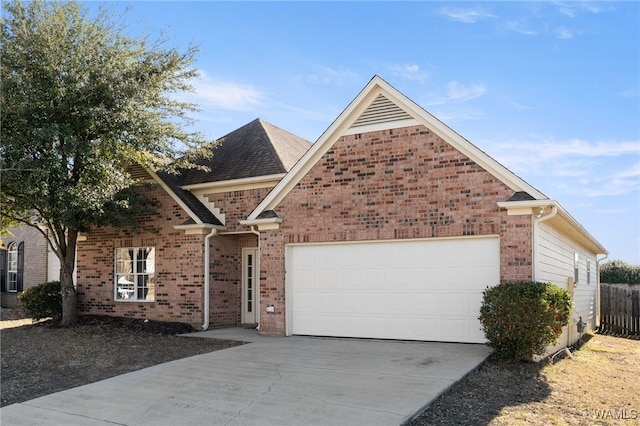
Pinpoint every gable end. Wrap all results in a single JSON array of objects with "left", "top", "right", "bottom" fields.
[
  {"left": 350, "top": 94, "right": 413, "bottom": 128},
  {"left": 247, "top": 75, "right": 547, "bottom": 221}
]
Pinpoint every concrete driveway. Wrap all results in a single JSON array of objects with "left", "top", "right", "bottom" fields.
[{"left": 1, "top": 328, "right": 492, "bottom": 426}]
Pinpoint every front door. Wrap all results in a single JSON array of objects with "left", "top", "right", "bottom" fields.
[{"left": 242, "top": 248, "right": 259, "bottom": 324}]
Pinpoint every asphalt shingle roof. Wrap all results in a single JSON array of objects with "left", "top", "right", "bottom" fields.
[
  {"left": 506, "top": 191, "right": 537, "bottom": 202},
  {"left": 154, "top": 118, "right": 311, "bottom": 225},
  {"left": 180, "top": 118, "right": 312, "bottom": 186}
]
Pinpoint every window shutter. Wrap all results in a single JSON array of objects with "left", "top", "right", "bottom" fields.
[
  {"left": 0, "top": 248, "right": 6, "bottom": 292},
  {"left": 17, "top": 242, "right": 24, "bottom": 292}
]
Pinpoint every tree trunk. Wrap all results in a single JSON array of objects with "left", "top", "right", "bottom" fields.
[
  {"left": 60, "top": 262, "right": 77, "bottom": 326},
  {"left": 59, "top": 230, "right": 78, "bottom": 326}
]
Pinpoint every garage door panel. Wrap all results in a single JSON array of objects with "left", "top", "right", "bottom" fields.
[
  {"left": 337, "top": 292, "right": 360, "bottom": 313},
  {"left": 289, "top": 237, "right": 499, "bottom": 343},
  {"left": 338, "top": 269, "right": 361, "bottom": 289},
  {"left": 440, "top": 319, "right": 470, "bottom": 340},
  {"left": 409, "top": 293, "right": 440, "bottom": 313},
  {"left": 469, "top": 294, "right": 485, "bottom": 315},
  {"left": 317, "top": 269, "right": 339, "bottom": 290}
]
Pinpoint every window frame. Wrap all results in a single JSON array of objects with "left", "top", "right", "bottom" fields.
[
  {"left": 114, "top": 247, "right": 155, "bottom": 302},
  {"left": 0, "top": 248, "right": 6, "bottom": 292},
  {"left": 7, "top": 243, "right": 18, "bottom": 293}
]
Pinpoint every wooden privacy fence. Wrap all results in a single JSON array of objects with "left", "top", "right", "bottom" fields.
[{"left": 599, "top": 283, "right": 640, "bottom": 337}]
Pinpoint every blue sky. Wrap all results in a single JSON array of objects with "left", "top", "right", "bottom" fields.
[{"left": 89, "top": 1, "right": 639, "bottom": 264}]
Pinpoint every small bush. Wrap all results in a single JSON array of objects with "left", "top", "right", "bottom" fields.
[
  {"left": 479, "top": 281, "right": 572, "bottom": 360},
  {"left": 18, "top": 281, "right": 62, "bottom": 321},
  {"left": 600, "top": 260, "right": 640, "bottom": 284}
]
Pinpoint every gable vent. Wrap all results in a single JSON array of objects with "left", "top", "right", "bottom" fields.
[{"left": 350, "top": 94, "right": 413, "bottom": 128}]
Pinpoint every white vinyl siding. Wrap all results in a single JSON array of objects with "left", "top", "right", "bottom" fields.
[
  {"left": 287, "top": 236, "right": 499, "bottom": 344},
  {"left": 536, "top": 222, "right": 597, "bottom": 351}
]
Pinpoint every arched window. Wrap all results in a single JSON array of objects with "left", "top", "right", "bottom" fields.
[
  {"left": 2, "top": 242, "right": 24, "bottom": 293},
  {"left": 17, "top": 241, "right": 24, "bottom": 292},
  {"left": 7, "top": 243, "right": 18, "bottom": 292},
  {"left": 0, "top": 247, "right": 6, "bottom": 292}
]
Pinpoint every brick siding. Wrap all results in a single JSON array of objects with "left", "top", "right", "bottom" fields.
[
  {"left": 1, "top": 225, "right": 50, "bottom": 308},
  {"left": 257, "top": 125, "right": 533, "bottom": 334},
  {"left": 76, "top": 125, "right": 535, "bottom": 332},
  {"left": 77, "top": 184, "right": 263, "bottom": 328},
  {"left": 205, "top": 188, "right": 272, "bottom": 232},
  {"left": 77, "top": 185, "right": 209, "bottom": 327}
]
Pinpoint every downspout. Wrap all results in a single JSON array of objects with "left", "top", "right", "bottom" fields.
[
  {"left": 249, "top": 226, "right": 261, "bottom": 332},
  {"left": 532, "top": 205, "right": 558, "bottom": 281},
  {"left": 202, "top": 228, "right": 218, "bottom": 331},
  {"left": 249, "top": 225, "right": 261, "bottom": 249},
  {"left": 595, "top": 254, "right": 609, "bottom": 329}
]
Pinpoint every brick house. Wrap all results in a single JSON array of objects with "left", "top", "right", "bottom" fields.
[
  {"left": 76, "top": 76, "right": 607, "bottom": 349},
  {"left": 1, "top": 225, "right": 61, "bottom": 308}
]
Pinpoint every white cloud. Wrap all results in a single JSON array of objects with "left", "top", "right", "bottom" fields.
[
  {"left": 620, "top": 86, "right": 640, "bottom": 98},
  {"left": 506, "top": 23, "right": 580, "bottom": 40},
  {"left": 505, "top": 21, "right": 538, "bottom": 36},
  {"left": 495, "top": 138, "right": 638, "bottom": 160},
  {"left": 582, "top": 165, "right": 640, "bottom": 197},
  {"left": 298, "top": 66, "right": 359, "bottom": 85},
  {"left": 446, "top": 81, "right": 486, "bottom": 102},
  {"left": 594, "top": 207, "right": 633, "bottom": 215},
  {"left": 503, "top": 97, "right": 532, "bottom": 110},
  {"left": 390, "top": 64, "right": 429, "bottom": 81},
  {"left": 489, "top": 138, "right": 640, "bottom": 197},
  {"left": 422, "top": 82, "right": 487, "bottom": 117},
  {"left": 554, "top": 2, "right": 604, "bottom": 18},
  {"left": 434, "top": 110, "right": 485, "bottom": 121},
  {"left": 554, "top": 26, "right": 574, "bottom": 39},
  {"left": 185, "top": 70, "right": 262, "bottom": 111},
  {"left": 440, "top": 8, "right": 495, "bottom": 23}
]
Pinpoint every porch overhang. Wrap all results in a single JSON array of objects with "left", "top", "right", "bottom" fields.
[
  {"left": 239, "top": 218, "right": 282, "bottom": 231},
  {"left": 173, "top": 223, "right": 224, "bottom": 235}
]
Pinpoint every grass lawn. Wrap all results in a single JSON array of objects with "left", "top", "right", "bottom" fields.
[{"left": 411, "top": 333, "right": 640, "bottom": 425}]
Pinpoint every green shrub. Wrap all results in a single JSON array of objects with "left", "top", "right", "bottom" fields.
[
  {"left": 479, "top": 281, "right": 572, "bottom": 360},
  {"left": 600, "top": 260, "right": 640, "bottom": 284},
  {"left": 18, "top": 281, "right": 62, "bottom": 321}
]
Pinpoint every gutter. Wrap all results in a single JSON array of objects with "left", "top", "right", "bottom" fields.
[
  {"left": 202, "top": 228, "right": 218, "bottom": 331},
  {"left": 497, "top": 199, "right": 607, "bottom": 255}
]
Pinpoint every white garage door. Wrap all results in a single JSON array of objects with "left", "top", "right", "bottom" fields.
[{"left": 287, "top": 237, "right": 499, "bottom": 343}]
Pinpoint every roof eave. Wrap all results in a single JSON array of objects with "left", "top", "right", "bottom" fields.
[
  {"left": 239, "top": 217, "right": 283, "bottom": 231},
  {"left": 182, "top": 173, "right": 286, "bottom": 192},
  {"left": 145, "top": 168, "right": 203, "bottom": 225},
  {"left": 497, "top": 200, "right": 608, "bottom": 255},
  {"left": 173, "top": 223, "right": 225, "bottom": 235}
]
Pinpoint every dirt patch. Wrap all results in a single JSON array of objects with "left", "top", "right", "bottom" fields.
[
  {"left": 1, "top": 312, "right": 244, "bottom": 407},
  {"left": 2, "top": 309, "right": 639, "bottom": 424},
  {"left": 410, "top": 333, "right": 640, "bottom": 425}
]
